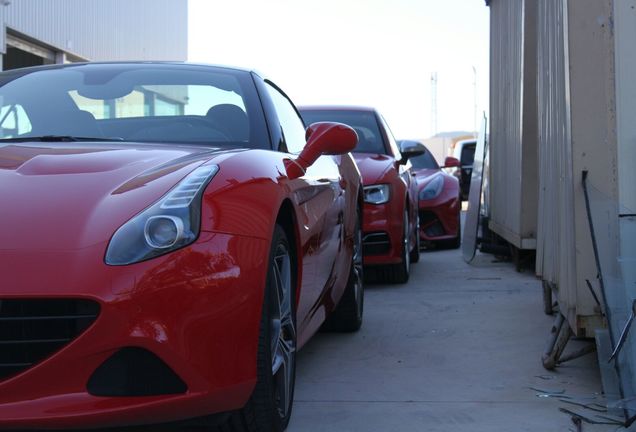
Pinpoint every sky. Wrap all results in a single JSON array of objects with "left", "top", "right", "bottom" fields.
[{"left": 188, "top": 0, "right": 489, "bottom": 140}]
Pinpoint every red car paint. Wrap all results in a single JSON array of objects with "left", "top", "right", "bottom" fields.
[
  {"left": 299, "top": 107, "right": 420, "bottom": 269},
  {"left": 0, "top": 63, "right": 361, "bottom": 429}
]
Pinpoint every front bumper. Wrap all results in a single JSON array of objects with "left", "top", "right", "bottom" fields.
[
  {"left": 0, "top": 231, "right": 268, "bottom": 429},
  {"left": 361, "top": 202, "right": 403, "bottom": 266},
  {"left": 418, "top": 194, "right": 460, "bottom": 241}
]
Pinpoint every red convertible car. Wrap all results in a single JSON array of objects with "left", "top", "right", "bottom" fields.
[
  {"left": 401, "top": 140, "right": 462, "bottom": 249},
  {"left": 300, "top": 107, "right": 424, "bottom": 283},
  {"left": 0, "top": 62, "right": 363, "bottom": 431}
]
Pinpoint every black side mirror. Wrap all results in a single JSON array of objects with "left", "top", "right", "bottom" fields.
[{"left": 398, "top": 140, "right": 426, "bottom": 165}]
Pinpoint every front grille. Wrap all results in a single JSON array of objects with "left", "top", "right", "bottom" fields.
[
  {"left": 363, "top": 231, "right": 390, "bottom": 255},
  {"left": 419, "top": 210, "right": 438, "bottom": 226},
  {"left": 420, "top": 211, "right": 446, "bottom": 237},
  {"left": 0, "top": 299, "right": 100, "bottom": 380},
  {"left": 424, "top": 221, "right": 446, "bottom": 237}
]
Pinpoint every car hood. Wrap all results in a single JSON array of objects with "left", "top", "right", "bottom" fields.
[
  {"left": 352, "top": 152, "right": 396, "bottom": 185},
  {"left": 413, "top": 168, "right": 443, "bottom": 185},
  {"left": 0, "top": 142, "right": 241, "bottom": 251}
]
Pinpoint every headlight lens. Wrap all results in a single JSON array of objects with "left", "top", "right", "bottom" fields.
[
  {"left": 105, "top": 164, "right": 219, "bottom": 265},
  {"left": 419, "top": 175, "right": 444, "bottom": 200},
  {"left": 364, "top": 184, "right": 390, "bottom": 204}
]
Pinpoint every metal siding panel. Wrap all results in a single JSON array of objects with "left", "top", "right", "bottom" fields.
[
  {"left": 568, "top": 0, "right": 617, "bottom": 323},
  {"left": 488, "top": 0, "right": 537, "bottom": 249},
  {"left": 3, "top": 0, "right": 186, "bottom": 61},
  {"left": 0, "top": 3, "right": 5, "bottom": 54},
  {"left": 615, "top": 2, "right": 636, "bottom": 355},
  {"left": 489, "top": 0, "right": 523, "bottom": 245},
  {"left": 592, "top": 0, "right": 636, "bottom": 411},
  {"left": 520, "top": 1, "right": 538, "bottom": 240},
  {"left": 536, "top": 0, "right": 577, "bottom": 323},
  {"left": 615, "top": 0, "right": 636, "bottom": 214},
  {"left": 537, "top": 0, "right": 619, "bottom": 335}
]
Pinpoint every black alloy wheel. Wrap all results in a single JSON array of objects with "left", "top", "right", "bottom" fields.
[
  {"left": 409, "top": 212, "right": 421, "bottom": 263},
  {"left": 225, "top": 225, "right": 296, "bottom": 432},
  {"left": 386, "top": 209, "right": 410, "bottom": 284}
]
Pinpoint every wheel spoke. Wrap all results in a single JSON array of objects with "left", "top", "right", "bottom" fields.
[
  {"left": 403, "top": 212, "right": 410, "bottom": 273},
  {"left": 269, "top": 240, "right": 296, "bottom": 420},
  {"left": 350, "top": 215, "right": 364, "bottom": 317}
]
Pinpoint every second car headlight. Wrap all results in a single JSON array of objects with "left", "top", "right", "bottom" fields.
[
  {"left": 105, "top": 164, "right": 219, "bottom": 266},
  {"left": 419, "top": 175, "right": 444, "bottom": 200},
  {"left": 364, "top": 184, "right": 390, "bottom": 205}
]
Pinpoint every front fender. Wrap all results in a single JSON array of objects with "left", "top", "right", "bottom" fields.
[{"left": 200, "top": 149, "right": 290, "bottom": 241}]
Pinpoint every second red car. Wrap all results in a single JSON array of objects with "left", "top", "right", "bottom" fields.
[{"left": 300, "top": 107, "right": 424, "bottom": 283}]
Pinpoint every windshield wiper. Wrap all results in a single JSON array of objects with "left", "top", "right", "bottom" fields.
[{"left": 0, "top": 135, "right": 125, "bottom": 143}]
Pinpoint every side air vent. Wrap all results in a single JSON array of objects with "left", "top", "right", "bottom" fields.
[
  {"left": 0, "top": 299, "right": 100, "bottom": 380},
  {"left": 88, "top": 347, "right": 187, "bottom": 397},
  {"left": 362, "top": 231, "right": 391, "bottom": 255}
]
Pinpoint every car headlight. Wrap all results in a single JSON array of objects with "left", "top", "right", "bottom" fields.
[
  {"left": 105, "top": 164, "right": 219, "bottom": 265},
  {"left": 364, "top": 184, "right": 390, "bottom": 205},
  {"left": 419, "top": 175, "right": 444, "bottom": 200}
]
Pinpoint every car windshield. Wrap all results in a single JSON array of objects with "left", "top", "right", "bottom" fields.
[
  {"left": 300, "top": 109, "right": 387, "bottom": 154},
  {"left": 0, "top": 63, "right": 269, "bottom": 148},
  {"left": 461, "top": 143, "right": 476, "bottom": 165},
  {"left": 409, "top": 148, "right": 439, "bottom": 169}
]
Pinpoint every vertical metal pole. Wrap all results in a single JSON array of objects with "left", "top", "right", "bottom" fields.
[{"left": 430, "top": 72, "right": 438, "bottom": 136}]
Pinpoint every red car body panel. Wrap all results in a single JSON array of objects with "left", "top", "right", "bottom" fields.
[
  {"left": 353, "top": 152, "right": 411, "bottom": 265},
  {"left": 0, "top": 63, "right": 362, "bottom": 429},
  {"left": 299, "top": 107, "right": 419, "bottom": 268},
  {"left": 415, "top": 167, "right": 461, "bottom": 242}
]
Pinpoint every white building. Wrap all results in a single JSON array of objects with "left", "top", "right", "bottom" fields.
[{"left": 0, "top": 0, "right": 187, "bottom": 70}]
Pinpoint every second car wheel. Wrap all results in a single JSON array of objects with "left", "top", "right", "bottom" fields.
[
  {"left": 409, "top": 212, "right": 421, "bottom": 263},
  {"left": 321, "top": 207, "right": 364, "bottom": 332},
  {"left": 224, "top": 225, "right": 296, "bottom": 432},
  {"left": 386, "top": 210, "right": 410, "bottom": 284}
]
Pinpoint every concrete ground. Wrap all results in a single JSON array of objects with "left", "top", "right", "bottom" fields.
[{"left": 288, "top": 246, "right": 622, "bottom": 432}]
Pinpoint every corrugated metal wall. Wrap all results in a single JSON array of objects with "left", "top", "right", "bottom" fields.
[
  {"left": 487, "top": 0, "right": 538, "bottom": 250},
  {"left": 568, "top": 0, "right": 617, "bottom": 329},
  {"left": 605, "top": 0, "right": 636, "bottom": 405},
  {"left": 614, "top": 0, "right": 636, "bottom": 262},
  {"left": 2, "top": 0, "right": 187, "bottom": 61},
  {"left": 489, "top": 0, "right": 523, "bottom": 246},
  {"left": 536, "top": 0, "right": 617, "bottom": 333},
  {"left": 535, "top": 0, "right": 577, "bottom": 322}
]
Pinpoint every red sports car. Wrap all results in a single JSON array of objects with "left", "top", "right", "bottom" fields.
[
  {"left": 0, "top": 62, "right": 363, "bottom": 431},
  {"left": 299, "top": 107, "right": 424, "bottom": 283},
  {"left": 402, "top": 140, "right": 462, "bottom": 248}
]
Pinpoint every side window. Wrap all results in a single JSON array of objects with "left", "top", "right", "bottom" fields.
[
  {"left": 378, "top": 114, "right": 401, "bottom": 159},
  {"left": 0, "top": 104, "right": 32, "bottom": 138},
  {"left": 461, "top": 144, "right": 476, "bottom": 166},
  {"left": 265, "top": 83, "right": 306, "bottom": 154}
]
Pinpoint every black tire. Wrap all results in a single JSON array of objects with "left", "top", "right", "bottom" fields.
[
  {"left": 409, "top": 212, "right": 421, "bottom": 263},
  {"left": 322, "top": 209, "right": 364, "bottom": 332},
  {"left": 386, "top": 210, "right": 410, "bottom": 284},
  {"left": 222, "top": 225, "right": 296, "bottom": 432}
]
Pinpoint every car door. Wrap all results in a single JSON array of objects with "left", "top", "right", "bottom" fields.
[{"left": 263, "top": 82, "right": 345, "bottom": 332}]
